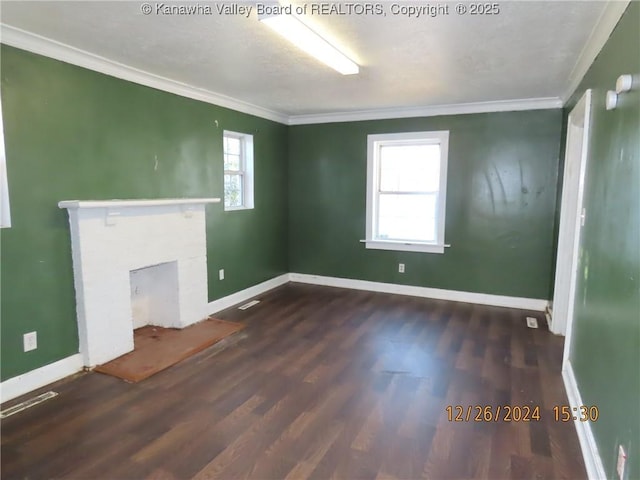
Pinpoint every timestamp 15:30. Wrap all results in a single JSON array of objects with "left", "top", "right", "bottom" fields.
[{"left": 553, "top": 405, "right": 599, "bottom": 422}]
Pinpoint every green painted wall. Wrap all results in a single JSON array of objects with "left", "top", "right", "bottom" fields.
[
  {"left": 565, "top": 3, "right": 640, "bottom": 479},
  {"left": 0, "top": 45, "right": 288, "bottom": 381},
  {"left": 288, "top": 110, "right": 563, "bottom": 299}
]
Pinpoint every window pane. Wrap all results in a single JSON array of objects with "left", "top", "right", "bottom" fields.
[
  {"left": 225, "top": 136, "right": 241, "bottom": 155},
  {"left": 224, "top": 174, "right": 243, "bottom": 207},
  {"left": 377, "top": 193, "right": 437, "bottom": 242},
  {"left": 224, "top": 153, "right": 241, "bottom": 171},
  {"left": 379, "top": 144, "right": 440, "bottom": 192}
]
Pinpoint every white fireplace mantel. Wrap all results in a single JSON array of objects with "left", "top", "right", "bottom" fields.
[
  {"left": 58, "top": 198, "right": 220, "bottom": 209},
  {"left": 59, "top": 197, "right": 220, "bottom": 367}
]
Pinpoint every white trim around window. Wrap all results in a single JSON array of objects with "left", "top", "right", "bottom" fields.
[
  {"left": 0, "top": 97, "right": 11, "bottom": 228},
  {"left": 223, "top": 130, "right": 254, "bottom": 211},
  {"left": 365, "top": 131, "right": 449, "bottom": 254}
]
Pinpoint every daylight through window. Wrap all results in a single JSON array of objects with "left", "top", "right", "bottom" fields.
[
  {"left": 365, "top": 131, "right": 449, "bottom": 253},
  {"left": 223, "top": 130, "right": 254, "bottom": 211}
]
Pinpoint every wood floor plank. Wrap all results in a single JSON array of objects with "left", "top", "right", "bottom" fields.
[{"left": 0, "top": 283, "right": 587, "bottom": 480}]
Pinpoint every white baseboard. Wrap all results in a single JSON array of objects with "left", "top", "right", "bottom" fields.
[
  {"left": 207, "top": 273, "right": 290, "bottom": 315},
  {"left": 289, "top": 273, "right": 548, "bottom": 311},
  {"left": 0, "top": 275, "right": 289, "bottom": 404},
  {"left": 0, "top": 272, "right": 546, "bottom": 403},
  {"left": 562, "top": 361, "right": 606, "bottom": 479},
  {"left": 545, "top": 309, "right": 553, "bottom": 331},
  {"left": 0, "top": 354, "right": 83, "bottom": 404}
]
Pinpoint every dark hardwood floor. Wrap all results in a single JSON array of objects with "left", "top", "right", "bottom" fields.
[{"left": 1, "top": 283, "right": 586, "bottom": 479}]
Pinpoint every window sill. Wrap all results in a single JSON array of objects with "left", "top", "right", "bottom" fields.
[
  {"left": 224, "top": 206, "right": 254, "bottom": 212},
  {"left": 364, "top": 240, "right": 446, "bottom": 254}
]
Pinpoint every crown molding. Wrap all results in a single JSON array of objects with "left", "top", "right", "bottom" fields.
[
  {"left": 561, "top": 0, "right": 630, "bottom": 104},
  {"left": 1, "top": 24, "right": 568, "bottom": 127},
  {"left": 287, "top": 97, "right": 563, "bottom": 125},
  {"left": 0, "top": 24, "right": 290, "bottom": 125}
]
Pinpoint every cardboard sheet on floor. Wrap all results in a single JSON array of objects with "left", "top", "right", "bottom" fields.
[{"left": 94, "top": 318, "right": 244, "bottom": 382}]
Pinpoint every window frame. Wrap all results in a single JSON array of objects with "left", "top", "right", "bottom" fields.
[
  {"left": 365, "top": 131, "right": 449, "bottom": 254},
  {"left": 0, "top": 96, "right": 10, "bottom": 228},
  {"left": 223, "top": 130, "right": 254, "bottom": 211}
]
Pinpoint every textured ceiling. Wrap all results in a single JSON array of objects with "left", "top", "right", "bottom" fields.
[{"left": 1, "top": 1, "right": 608, "bottom": 116}]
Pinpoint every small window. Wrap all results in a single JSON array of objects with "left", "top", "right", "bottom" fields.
[
  {"left": 223, "top": 130, "right": 254, "bottom": 211},
  {"left": 365, "top": 131, "right": 449, "bottom": 253}
]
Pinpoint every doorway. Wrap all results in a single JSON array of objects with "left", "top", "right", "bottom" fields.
[{"left": 550, "top": 89, "right": 593, "bottom": 357}]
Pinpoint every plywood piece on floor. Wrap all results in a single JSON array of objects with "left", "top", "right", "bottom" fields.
[{"left": 94, "top": 318, "right": 244, "bottom": 382}]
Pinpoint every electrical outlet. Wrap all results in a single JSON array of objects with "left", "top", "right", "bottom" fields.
[
  {"left": 398, "top": 263, "right": 405, "bottom": 273},
  {"left": 23, "top": 332, "right": 37, "bottom": 352},
  {"left": 219, "top": 269, "right": 225, "bottom": 280},
  {"left": 617, "top": 445, "right": 626, "bottom": 480}
]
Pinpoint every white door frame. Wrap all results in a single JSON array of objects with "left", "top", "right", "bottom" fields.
[{"left": 551, "top": 89, "right": 592, "bottom": 361}]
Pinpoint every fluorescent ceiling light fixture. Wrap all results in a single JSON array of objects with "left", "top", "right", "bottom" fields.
[{"left": 260, "top": 15, "right": 359, "bottom": 75}]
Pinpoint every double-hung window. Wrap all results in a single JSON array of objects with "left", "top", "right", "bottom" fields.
[
  {"left": 223, "top": 130, "right": 254, "bottom": 211},
  {"left": 365, "top": 131, "right": 449, "bottom": 253}
]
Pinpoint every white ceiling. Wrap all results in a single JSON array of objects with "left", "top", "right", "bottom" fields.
[{"left": 0, "top": 1, "right": 614, "bottom": 121}]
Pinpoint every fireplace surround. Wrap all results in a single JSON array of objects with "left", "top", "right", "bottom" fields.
[{"left": 59, "top": 198, "right": 220, "bottom": 367}]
